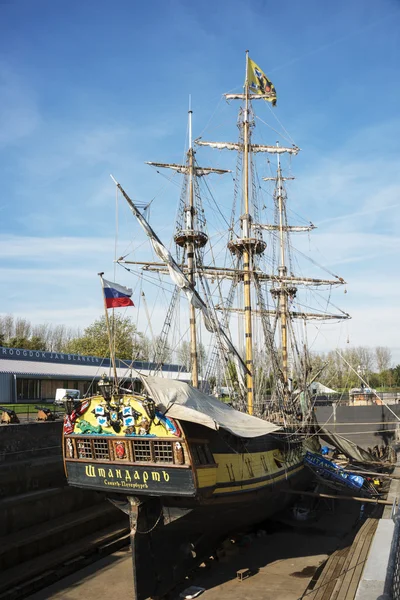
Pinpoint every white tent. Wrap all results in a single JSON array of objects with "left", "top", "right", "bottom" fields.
[{"left": 309, "top": 381, "right": 338, "bottom": 395}]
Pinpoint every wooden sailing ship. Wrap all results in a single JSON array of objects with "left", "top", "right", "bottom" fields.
[{"left": 62, "top": 52, "right": 349, "bottom": 599}]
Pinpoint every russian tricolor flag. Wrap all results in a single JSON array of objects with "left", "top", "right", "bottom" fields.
[{"left": 103, "top": 278, "right": 134, "bottom": 309}]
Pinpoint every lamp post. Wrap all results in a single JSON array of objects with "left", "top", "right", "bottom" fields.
[
  {"left": 357, "top": 365, "right": 366, "bottom": 389},
  {"left": 98, "top": 375, "right": 113, "bottom": 401}
]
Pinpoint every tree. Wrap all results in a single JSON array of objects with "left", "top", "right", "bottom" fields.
[
  {"left": 151, "top": 335, "right": 173, "bottom": 364},
  {"left": 0, "top": 314, "right": 14, "bottom": 340},
  {"left": 389, "top": 365, "right": 400, "bottom": 388},
  {"left": 375, "top": 347, "right": 392, "bottom": 387},
  {"left": 375, "top": 347, "right": 392, "bottom": 372},
  {"left": 14, "top": 318, "right": 31, "bottom": 340},
  {"left": 6, "top": 335, "right": 46, "bottom": 350},
  {"left": 64, "top": 314, "right": 148, "bottom": 360},
  {"left": 177, "top": 340, "right": 206, "bottom": 373}
]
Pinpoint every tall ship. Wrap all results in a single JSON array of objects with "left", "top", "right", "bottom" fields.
[{"left": 62, "top": 53, "right": 350, "bottom": 599}]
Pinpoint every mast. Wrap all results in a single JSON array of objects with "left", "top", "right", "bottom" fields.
[
  {"left": 276, "top": 147, "right": 289, "bottom": 395},
  {"left": 187, "top": 103, "right": 199, "bottom": 388},
  {"left": 115, "top": 53, "right": 351, "bottom": 411},
  {"left": 242, "top": 50, "right": 254, "bottom": 415},
  {"left": 144, "top": 106, "right": 231, "bottom": 387}
]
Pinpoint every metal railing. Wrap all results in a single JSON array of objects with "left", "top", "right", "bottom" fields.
[
  {"left": 0, "top": 402, "right": 65, "bottom": 423},
  {"left": 380, "top": 500, "right": 400, "bottom": 600}
]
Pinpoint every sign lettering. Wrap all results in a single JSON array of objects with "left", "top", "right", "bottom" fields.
[
  {"left": 67, "top": 462, "right": 195, "bottom": 496},
  {"left": 85, "top": 465, "right": 96, "bottom": 477},
  {"left": 0, "top": 345, "right": 182, "bottom": 373}
]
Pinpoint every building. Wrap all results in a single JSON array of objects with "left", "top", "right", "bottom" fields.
[
  {"left": 349, "top": 386, "right": 380, "bottom": 405},
  {"left": 0, "top": 346, "right": 190, "bottom": 403}
]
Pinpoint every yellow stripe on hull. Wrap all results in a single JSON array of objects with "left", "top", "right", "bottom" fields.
[
  {"left": 196, "top": 468, "right": 218, "bottom": 488},
  {"left": 196, "top": 446, "right": 305, "bottom": 495},
  {"left": 213, "top": 464, "right": 304, "bottom": 495}
]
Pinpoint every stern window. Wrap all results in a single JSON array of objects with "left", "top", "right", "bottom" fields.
[{"left": 192, "top": 443, "right": 214, "bottom": 466}]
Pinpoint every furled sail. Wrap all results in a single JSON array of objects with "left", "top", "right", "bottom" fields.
[
  {"left": 195, "top": 140, "right": 241, "bottom": 151},
  {"left": 146, "top": 162, "right": 231, "bottom": 177},
  {"left": 195, "top": 139, "right": 299, "bottom": 155},
  {"left": 251, "top": 144, "right": 300, "bottom": 155},
  {"left": 254, "top": 224, "right": 316, "bottom": 232},
  {"left": 110, "top": 175, "right": 249, "bottom": 385},
  {"left": 225, "top": 93, "right": 276, "bottom": 101}
]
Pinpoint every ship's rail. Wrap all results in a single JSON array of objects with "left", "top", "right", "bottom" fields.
[{"left": 65, "top": 435, "right": 186, "bottom": 466}]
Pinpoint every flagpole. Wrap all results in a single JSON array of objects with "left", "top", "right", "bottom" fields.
[{"left": 98, "top": 272, "right": 119, "bottom": 393}]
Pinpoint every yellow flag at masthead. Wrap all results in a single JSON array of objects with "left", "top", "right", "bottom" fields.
[{"left": 247, "top": 57, "right": 277, "bottom": 106}]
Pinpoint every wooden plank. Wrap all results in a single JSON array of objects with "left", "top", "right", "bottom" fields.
[
  {"left": 317, "top": 549, "right": 349, "bottom": 600},
  {"left": 307, "top": 547, "right": 350, "bottom": 600},
  {"left": 330, "top": 518, "right": 378, "bottom": 600},
  {"left": 334, "top": 519, "right": 378, "bottom": 600},
  {"left": 307, "top": 517, "right": 378, "bottom": 600},
  {"left": 330, "top": 520, "right": 371, "bottom": 600}
]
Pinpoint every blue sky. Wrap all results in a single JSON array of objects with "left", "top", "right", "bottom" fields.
[{"left": 1, "top": 0, "right": 400, "bottom": 364}]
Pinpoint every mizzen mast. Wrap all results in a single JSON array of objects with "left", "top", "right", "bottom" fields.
[{"left": 274, "top": 148, "right": 292, "bottom": 399}]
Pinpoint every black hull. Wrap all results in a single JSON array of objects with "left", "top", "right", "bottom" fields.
[{"left": 126, "top": 465, "right": 311, "bottom": 599}]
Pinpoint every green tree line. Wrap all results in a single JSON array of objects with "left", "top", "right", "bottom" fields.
[
  {"left": 1, "top": 314, "right": 398, "bottom": 388},
  {"left": 0, "top": 313, "right": 206, "bottom": 370}
]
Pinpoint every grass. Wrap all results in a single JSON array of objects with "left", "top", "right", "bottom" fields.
[{"left": 1, "top": 403, "right": 64, "bottom": 415}]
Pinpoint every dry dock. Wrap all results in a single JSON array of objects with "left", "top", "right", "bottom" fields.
[{"left": 26, "top": 498, "right": 374, "bottom": 600}]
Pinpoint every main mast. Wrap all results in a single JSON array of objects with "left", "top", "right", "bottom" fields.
[
  {"left": 225, "top": 51, "right": 266, "bottom": 414},
  {"left": 241, "top": 51, "right": 254, "bottom": 414}
]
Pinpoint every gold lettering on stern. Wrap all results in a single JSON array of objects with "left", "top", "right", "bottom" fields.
[
  {"left": 85, "top": 465, "right": 96, "bottom": 477},
  {"left": 83, "top": 465, "right": 173, "bottom": 487}
]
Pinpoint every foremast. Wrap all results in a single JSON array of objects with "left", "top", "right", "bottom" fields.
[
  {"left": 186, "top": 109, "right": 199, "bottom": 387},
  {"left": 140, "top": 107, "right": 229, "bottom": 388}
]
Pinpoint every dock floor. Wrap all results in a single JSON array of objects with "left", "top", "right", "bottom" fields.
[{"left": 26, "top": 499, "right": 371, "bottom": 600}]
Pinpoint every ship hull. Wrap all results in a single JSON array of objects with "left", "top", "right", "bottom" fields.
[
  {"left": 126, "top": 464, "right": 311, "bottom": 599},
  {"left": 63, "top": 393, "right": 315, "bottom": 598}
]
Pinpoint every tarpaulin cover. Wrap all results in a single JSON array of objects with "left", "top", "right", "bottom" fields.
[
  {"left": 142, "top": 377, "right": 281, "bottom": 439},
  {"left": 318, "top": 427, "right": 379, "bottom": 463}
]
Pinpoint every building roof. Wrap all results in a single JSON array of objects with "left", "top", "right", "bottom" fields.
[{"left": 0, "top": 346, "right": 190, "bottom": 381}]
